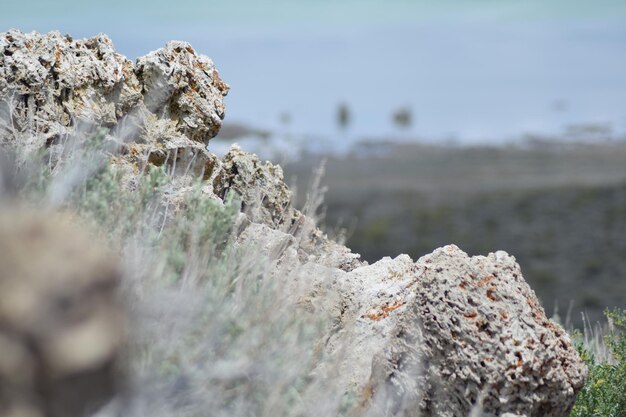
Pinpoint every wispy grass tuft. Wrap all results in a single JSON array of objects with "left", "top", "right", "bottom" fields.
[
  {"left": 1, "top": 131, "right": 349, "bottom": 417},
  {"left": 2, "top": 127, "right": 624, "bottom": 417}
]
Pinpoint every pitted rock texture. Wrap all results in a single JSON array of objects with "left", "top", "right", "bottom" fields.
[
  {"left": 411, "top": 246, "right": 587, "bottom": 417},
  {"left": 0, "top": 30, "right": 361, "bottom": 273},
  {"left": 136, "top": 41, "right": 228, "bottom": 142},
  {"left": 0, "top": 208, "right": 124, "bottom": 417},
  {"left": 298, "top": 246, "right": 587, "bottom": 417},
  {"left": 215, "top": 146, "right": 361, "bottom": 270},
  {"left": 337, "top": 245, "right": 587, "bottom": 417},
  {"left": 1, "top": 29, "right": 587, "bottom": 417},
  {"left": 0, "top": 29, "right": 228, "bottom": 153},
  {"left": 214, "top": 145, "right": 294, "bottom": 229}
]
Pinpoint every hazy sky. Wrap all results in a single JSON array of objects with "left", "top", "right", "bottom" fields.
[
  {"left": 3, "top": 1, "right": 626, "bottom": 143},
  {"left": 4, "top": 1, "right": 626, "bottom": 24}
]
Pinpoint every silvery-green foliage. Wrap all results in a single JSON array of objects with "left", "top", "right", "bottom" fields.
[{"left": 4, "top": 133, "right": 347, "bottom": 417}]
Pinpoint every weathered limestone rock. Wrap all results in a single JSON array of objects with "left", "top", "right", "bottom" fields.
[
  {"left": 0, "top": 30, "right": 141, "bottom": 149},
  {"left": 0, "top": 208, "right": 124, "bottom": 417},
  {"left": 0, "top": 29, "right": 587, "bottom": 417},
  {"left": 0, "top": 30, "right": 359, "bottom": 271},
  {"left": 409, "top": 245, "right": 586, "bottom": 417},
  {"left": 0, "top": 29, "right": 228, "bottom": 155},
  {"left": 0, "top": 30, "right": 359, "bottom": 272},
  {"left": 213, "top": 144, "right": 295, "bottom": 229},
  {"left": 215, "top": 145, "right": 361, "bottom": 270},
  {"left": 314, "top": 246, "right": 587, "bottom": 417},
  {"left": 136, "top": 41, "right": 228, "bottom": 142}
]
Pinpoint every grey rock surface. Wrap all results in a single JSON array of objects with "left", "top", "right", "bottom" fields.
[
  {"left": 216, "top": 145, "right": 362, "bottom": 270},
  {"left": 0, "top": 29, "right": 358, "bottom": 272},
  {"left": 410, "top": 246, "right": 587, "bottom": 417},
  {"left": 0, "top": 29, "right": 228, "bottom": 155},
  {"left": 310, "top": 246, "right": 587, "bottom": 417},
  {"left": 136, "top": 41, "right": 228, "bottom": 142},
  {"left": 0, "top": 29, "right": 587, "bottom": 417}
]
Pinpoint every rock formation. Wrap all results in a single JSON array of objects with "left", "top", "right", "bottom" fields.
[
  {"left": 354, "top": 246, "right": 586, "bottom": 417},
  {"left": 0, "top": 30, "right": 587, "bottom": 417},
  {"left": 0, "top": 29, "right": 228, "bottom": 159}
]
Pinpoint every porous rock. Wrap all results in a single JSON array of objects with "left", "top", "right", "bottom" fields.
[
  {"left": 0, "top": 30, "right": 141, "bottom": 149},
  {"left": 409, "top": 245, "right": 587, "bottom": 417},
  {"left": 215, "top": 145, "right": 361, "bottom": 270},
  {"left": 0, "top": 29, "right": 359, "bottom": 272},
  {"left": 0, "top": 29, "right": 587, "bottom": 417},
  {"left": 213, "top": 144, "right": 295, "bottom": 229},
  {"left": 0, "top": 29, "right": 228, "bottom": 154},
  {"left": 136, "top": 41, "right": 228, "bottom": 142},
  {"left": 319, "top": 245, "right": 587, "bottom": 417}
]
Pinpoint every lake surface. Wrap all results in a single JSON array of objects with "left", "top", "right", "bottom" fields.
[{"left": 3, "top": 1, "right": 626, "bottom": 145}]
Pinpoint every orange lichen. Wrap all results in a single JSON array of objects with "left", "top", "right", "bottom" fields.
[
  {"left": 213, "top": 69, "right": 229, "bottom": 93},
  {"left": 382, "top": 299, "right": 404, "bottom": 313},
  {"left": 366, "top": 310, "right": 386, "bottom": 321},
  {"left": 464, "top": 311, "right": 478, "bottom": 319},
  {"left": 478, "top": 275, "right": 495, "bottom": 287},
  {"left": 366, "top": 299, "right": 405, "bottom": 321}
]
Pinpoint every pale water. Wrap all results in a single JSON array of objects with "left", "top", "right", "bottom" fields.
[{"left": 3, "top": 1, "right": 626, "bottom": 146}]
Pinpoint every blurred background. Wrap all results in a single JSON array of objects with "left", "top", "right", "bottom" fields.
[{"left": 3, "top": 0, "right": 626, "bottom": 326}]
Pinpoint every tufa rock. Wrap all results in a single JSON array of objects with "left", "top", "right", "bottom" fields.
[
  {"left": 0, "top": 29, "right": 587, "bottom": 417},
  {"left": 135, "top": 41, "right": 228, "bottom": 142},
  {"left": 0, "top": 29, "right": 228, "bottom": 155},
  {"left": 312, "top": 245, "right": 587, "bottom": 417},
  {"left": 409, "top": 246, "right": 587, "bottom": 417},
  {"left": 0, "top": 30, "right": 141, "bottom": 149}
]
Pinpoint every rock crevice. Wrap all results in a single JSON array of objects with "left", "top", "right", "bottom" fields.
[{"left": 0, "top": 30, "right": 587, "bottom": 417}]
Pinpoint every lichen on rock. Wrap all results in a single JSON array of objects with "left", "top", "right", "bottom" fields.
[
  {"left": 0, "top": 29, "right": 588, "bottom": 417},
  {"left": 410, "top": 246, "right": 586, "bottom": 417},
  {"left": 0, "top": 29, "right": 228, "bottom": 158},
  {"left": 313, "top": 246, "right": 587, "bottom": 417}
]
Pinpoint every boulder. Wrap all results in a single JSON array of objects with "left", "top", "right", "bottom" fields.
[
  {"left": 0, "top": 29, "right": 228, "bottom": 157},
  {"left": 0, "top": 29, "right": 587, "bottom": 417},
  {"left": 0, "top": 30, "right": 141, "bottom": 150},
  {"left": 308, "top": 246, "right": 587, "bottom": 417},
  {"left": 0, "top": 209, "right": 124, "bottom": 417},
  {"left": 135, "top": 41, "right": 228, "bottom": 142},
  {"left": 410, "top": 246, "right": 587, "bottom": 417}
]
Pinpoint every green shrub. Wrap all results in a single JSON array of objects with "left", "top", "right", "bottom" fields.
[
  {"left": 571, "top": 309, "right": 626, "bottom": 417},
  {"left": 11, "top": 139, "right": 344, "bottom": 417}
]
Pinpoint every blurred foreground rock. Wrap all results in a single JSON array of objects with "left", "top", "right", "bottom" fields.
[
  {"left": 0, "top": 209, "right": 124, "bottom": 417},
  {"left": 0, "top": 30, "right": 587, "bottom": 417}
]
